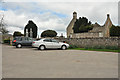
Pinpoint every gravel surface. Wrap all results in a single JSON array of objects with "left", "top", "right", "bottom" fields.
[{"left": 2, "top": 44, "right": 118, "bottom": 78}]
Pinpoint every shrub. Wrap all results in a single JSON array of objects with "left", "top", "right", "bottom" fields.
[
  {"left": 3, "top": 38, "right": 10, "bottom": 44},
  {"left": 105, "top": 46, "right": 119, "bottom": 50},
  {"left": 92, "top": 46, "right": 105, "bottom": 49},
  {"left": 85, "top": 45, "right": 119, "bottom": 50},
  {"left": 69, "top": 45, "right": 78, "bottom": 49}
]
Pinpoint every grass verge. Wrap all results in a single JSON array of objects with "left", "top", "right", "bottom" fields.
[{"left": 68, "top": 48, "right": 120, "bottom": 52}]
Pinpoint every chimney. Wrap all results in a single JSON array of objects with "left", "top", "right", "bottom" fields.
[
  {"left": 107, "top": 14, "right": 110, "bottom": 18},
  {"left": 73, "top": 11, "right": 77, "bottom": 19}
]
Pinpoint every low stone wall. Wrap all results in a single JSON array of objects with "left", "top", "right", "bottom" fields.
[
  {"left": 70, "top": 32, "right": 101, "bottom": 38},
  {"left": 58, "top": 37, "right": 119, "bottom": 48}
]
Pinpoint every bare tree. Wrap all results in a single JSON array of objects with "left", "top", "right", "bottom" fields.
[{"left": 0, "top": 14, "right": 9, "bottom": 34}]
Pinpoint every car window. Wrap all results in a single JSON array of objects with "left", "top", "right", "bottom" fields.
[
  {"left": 51, "top": 39, "right": 59, "bottom": 43},
  {"left": 23, "top": 37, "right": 28, "bottom": 41},
  {"left": 43, "top": 39, "right": 51, "bottom": 42},
  {"left": 18, "top": 38, "right": 22, "bottom": 41},
  {"left": 28, "top": 38, "right": 33, "bottom": 41},
  {"left": 15, "top": 37, "right": 22, "bottom": 41}
]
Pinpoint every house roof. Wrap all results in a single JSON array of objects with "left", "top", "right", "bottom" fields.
[{"left": 89, "top": 23, "right": 104, "bottom": 32}]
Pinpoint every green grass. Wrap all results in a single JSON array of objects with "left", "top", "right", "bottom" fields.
[
  {"left": 68, "top": 48, "right": 120, "bottom": 52},
  {"left": 68, "top": 45, "right": 120, "bottom": 52}
]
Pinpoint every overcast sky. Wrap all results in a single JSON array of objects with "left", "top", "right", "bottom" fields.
[{"left": 0, "top": 0, "right": 119, "bottom": 37}]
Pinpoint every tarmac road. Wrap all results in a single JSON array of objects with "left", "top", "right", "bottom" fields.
[{"left": 2, "top": 44, "right": 118, "bottom": 78}]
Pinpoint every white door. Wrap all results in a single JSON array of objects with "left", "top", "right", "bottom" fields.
[
  {"left": 51, "top": 39, "right": 61, "bottom": 48},
  {"left": 43, "top": 39, "right": 53, "bottom": 48}
]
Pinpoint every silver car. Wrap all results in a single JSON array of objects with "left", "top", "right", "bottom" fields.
[{"left": 32, "top": 38, "right": 69, "bottom": 50}]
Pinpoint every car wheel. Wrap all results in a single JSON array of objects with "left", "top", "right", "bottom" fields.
[
  {"left": 61, "top": 45, "right": 67, "bottom": 50},
  {"left": 38, "top": 45, "right": 45, "bottom": 50},
  {"left": 16, "top": 44, "right": 22, "bottom": 48}
]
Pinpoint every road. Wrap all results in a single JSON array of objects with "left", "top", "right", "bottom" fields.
[{"left": 2, "top": 44, "right": 118, "bottom": 78}]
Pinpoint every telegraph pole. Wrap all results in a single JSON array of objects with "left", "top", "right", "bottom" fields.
[
  {"left": 0, "top": 15, "right": 4, "bottom": 33},
  {"left": 0, "top": 1, "right": 4, "bottom": 80},
  {"left": 0, "top": 0, "right": 4, "bottom": 34}
]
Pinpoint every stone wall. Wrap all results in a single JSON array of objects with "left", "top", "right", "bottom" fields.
[
  {"left": 58, "top": 37, "right": 119, "bottom": 48},
  {"left": 70, "top": 32, "right": 102, "bottom": 38}
]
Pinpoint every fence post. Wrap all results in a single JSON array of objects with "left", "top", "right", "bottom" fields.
[{"left": 10, "top": 37, "right": 13, "bottom": 45}]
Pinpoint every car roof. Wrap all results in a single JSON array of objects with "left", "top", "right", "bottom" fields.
[
  {"left": 41, "top": 38, "right": 56, "bottom": 40},
  {"left": 15, "top": 37, "right": 33, "bottom": 38}
]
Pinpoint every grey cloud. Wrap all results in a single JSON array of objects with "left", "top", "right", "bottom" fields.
[
  {"left": 118, "top": 1, "right": 120, "bottom": 25},
  {"left": 4, "top": 0, "right": 120, "bottom": 2},
  {"left": 2, "top": 1, "right": 118, "bottom": 37}
]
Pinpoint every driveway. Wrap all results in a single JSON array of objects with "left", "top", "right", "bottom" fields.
[{"left": 2, "top": 44, "right": 118, "bottom": 78}]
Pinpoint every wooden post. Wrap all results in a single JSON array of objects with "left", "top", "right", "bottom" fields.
[{"left": 10, "top": 37, "right": 13, "bottom": 45}]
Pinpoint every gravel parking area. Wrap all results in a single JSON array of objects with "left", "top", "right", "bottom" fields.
[{"left": 2, "top": 44, "right": 118, "bottom": 78}]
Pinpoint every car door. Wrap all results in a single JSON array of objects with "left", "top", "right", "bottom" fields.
[
  {"left": 22, "top": 37, "right": 30, "bottom": 46},
  {"left": 51, "top": 39, "right": 61, "bottom": 48},
  {"left": 21, "top": 37, "right": 27, "bottom": 46},
  {"left": 43, "top": 39, "right": 53, "bottom": 48},
  {"left": 28, "top": 37, "right": 33, "bottom": 46}
]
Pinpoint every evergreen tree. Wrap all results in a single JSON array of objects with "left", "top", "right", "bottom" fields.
[
  {"left": 110, "top": 25, "right": 120, "bottom": 37},
  {"left": 73, "top": 19, "right": 79, "bottom": 33},
  {"left": 41, "top": 30, "right": 57, "bottom": 37},
  {"left": 73, "top": 17, "right": 93, "bottom": 33},
  {"left": 13, "top": 31, "right": 23, "bottom": 37}
]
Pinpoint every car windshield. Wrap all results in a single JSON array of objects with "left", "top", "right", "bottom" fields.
[
  {"left": 37, "top": 39, "right": 42, "bottom": 41},
  {"left": 14, "top": 37, "right": 22, "bottom": 41}
]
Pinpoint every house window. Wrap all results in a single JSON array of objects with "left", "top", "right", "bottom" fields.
[
  {"left": 99, "top": 32, "right": 103, "bottom": 37},
  {"left": 70, "top": 34, "right": 72, "bottom": 38}
]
